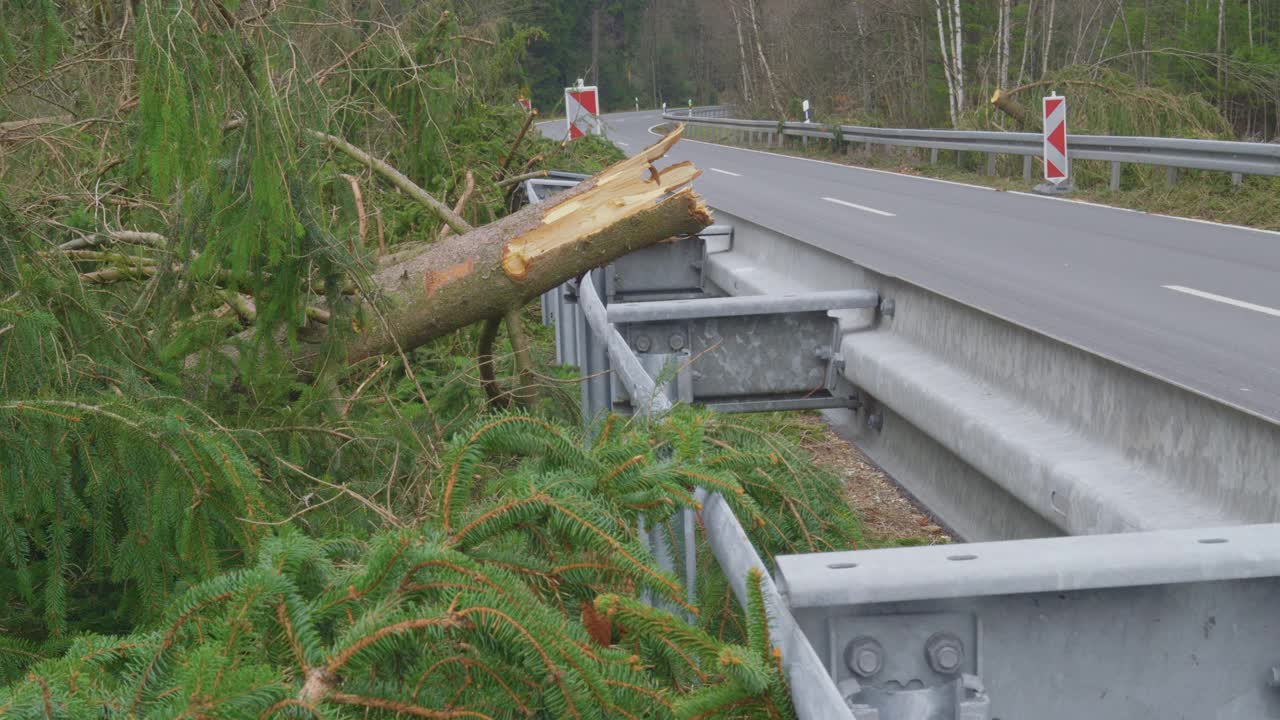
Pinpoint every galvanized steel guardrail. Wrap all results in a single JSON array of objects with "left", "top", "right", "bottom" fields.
[
  {"left": 523, "top": 168, "right": 1280, "bottom": 718},
  {"left": 668, "top": 106, "right": 1280, "bottom": 188}
]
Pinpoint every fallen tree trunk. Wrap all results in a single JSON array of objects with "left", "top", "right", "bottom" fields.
[
  {"left": 990, "top": 88, "right": 1029, "bottom": 124},
  {"left": 290, "top": 125, "right": 709, "bottom": 372}
]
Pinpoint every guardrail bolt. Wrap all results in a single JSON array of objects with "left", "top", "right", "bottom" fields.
[
  {"left": 925, "top": 633, "right": 964, "bottom": 675},
  {"left": 844, "top": 637, "right": 884, "bottom": 678},
  {"left": 634, "top": 335, "right": 652, "bottom": 353},
  {"left": 668, "top": 333, "right": 686, "bottom": 351}
]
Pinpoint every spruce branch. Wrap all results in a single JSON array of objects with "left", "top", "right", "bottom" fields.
[{"left": 305, "top": 130, "right": 471, "bottom": 235}]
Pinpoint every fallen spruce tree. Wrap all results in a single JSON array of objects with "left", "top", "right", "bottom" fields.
[{"left": 0, "top": 4, "right": 865, "bottom": 718}]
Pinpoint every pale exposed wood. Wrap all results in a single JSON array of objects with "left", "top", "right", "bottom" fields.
[
  {"left": 59, "top": 230, "right": 166, "bottom": 251},
  {"left": 340, "top": 174, "right": 368, "bottom": 249},
  {"left": 439, "top": 171, "right": 476, "bottom": 240},
  {"left": 990, "top": 89, "right": 1029, "bottom": 123},
  {"left": 496, "top": 170, "right": 548, "bottom": 188},
  {"left": 0, "top": 115, "right": 74, "bottom": 135},
  {"left": 501, "top": 129, "right": 699, "bottom": 280}
]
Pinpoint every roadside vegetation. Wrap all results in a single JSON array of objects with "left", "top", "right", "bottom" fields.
[{"left": 0, "top": 2, "right": 884, "bottom": 718}]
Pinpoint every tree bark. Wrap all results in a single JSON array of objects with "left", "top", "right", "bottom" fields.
[
  {"left": 288, "top": 127, "right": 711, "bottom": 373},
  {"left": 990, "top": 88, "right": 1029, "bottom": 123},
  {"left": 729, "top": 0, "right": 753, "bottom": 105},
  {"left": 746, "top": 0, "right": 785, "bottom": 118},
  {"left": 933, "top": 0, "right": 959, "bottom": 126}
]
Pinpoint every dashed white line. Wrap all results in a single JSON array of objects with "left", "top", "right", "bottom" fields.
[
  {"left": 1163, "top": 285, "right": 1280, "bottom": 318},
  {"left": 821, "top": 196, "right": 896, "bottom": 217},
  {"left": 709, "top": 167, "right": 742, "bottom": 177}
]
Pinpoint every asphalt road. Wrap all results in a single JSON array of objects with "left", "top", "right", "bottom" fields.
[{"left": 538, "top": 110, "right": 1280, "bottom": 423}]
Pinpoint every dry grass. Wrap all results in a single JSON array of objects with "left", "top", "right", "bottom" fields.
[{"left": 790, "top": 414, "right": 950, "bottom": 547}]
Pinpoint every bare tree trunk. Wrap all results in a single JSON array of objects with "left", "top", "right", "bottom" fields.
[
  {"left": 223, "top": 128, "right": 711, "bottom": 374},
  {"left": 1042, "top": 0, "right": 1056, "bottom": 76},
  {"left": 997, "top": 0, "right": 1012, "bottom": 91},
  {"left": 1217, "top": 0, "right": 1227, "bottom": 102},
  {"left": 591, "top": 5, "right": 601, "bottom": 87},
  {"left": 854, "top": 0, "right": 872, "bottom": 112},
  {"left": 747, "top": 0, "right": 785, "bottom": 117},
  {"left": 951, "top": 0, "right": 965, "bottom": 114},
  {"left": 729, "top": 1, "right": 753, "bottom": 104},
  {"left": 1017, "top": 0, "right": 1036, "bottom": 86},
  {"left": 1247, "top": 0, "right": 1254, "bottom": 50},
  {"left": 933, "top": 0, "right": 959, "bottom": 126}
]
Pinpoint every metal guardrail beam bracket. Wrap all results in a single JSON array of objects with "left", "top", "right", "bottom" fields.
[{"left": 776, "top": 523, "right": 1280, "bottom": 720}]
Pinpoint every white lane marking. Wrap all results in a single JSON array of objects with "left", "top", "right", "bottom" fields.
[
  {"left": 615, "top": 141, "right": 629, "bottom": 147},
  {"left": 1011, "top": 191, "right": 1280, "bottom": 239},
  {"left": 645, "top": 123, "right": 997, "bottom": 192},
  {"left": 822, "top": 196, "right": 896, "bottom": 217},
  {"left": 1163, "top": 285, "right": 1280, "bottom": 318},
  {"left": 709, "top": 167, "right": 741, "bottom": 177}
]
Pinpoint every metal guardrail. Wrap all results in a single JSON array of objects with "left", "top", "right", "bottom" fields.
[
  {"left": 522, "top": 173, "right": 1280, "bottom": 718},
  {"left": 668, "top": 107, "right": 1280, "bottom": 188},
  {"left": 523, "top": 174, "right": 858, "bottom": 719}
]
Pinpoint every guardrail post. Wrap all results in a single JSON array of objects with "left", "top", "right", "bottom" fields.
[
  {"left": 1166, "top": 167, "right": 1178, "bottom": 186},
  {"left": 1023, "top": 155, "right": 1033, "bottom": 181},
  {"left": 579, "top": 274, "right": 611, "bottom": 424},
  {"left": 1232, "top": 172, "right": 1243, "bottom": 186},
  {"left": 986, "top": 153, "right": 997, "bottom": 176},
  {"left": 930, "top": 147, "right": 939, "bottom": 165}
]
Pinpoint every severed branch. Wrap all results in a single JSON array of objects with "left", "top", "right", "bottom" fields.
[
  {"left": 476, "top": 317, "right": 508, "bottom": 407},
  {"left": 306, "top": 129, "right": 471, "bottom": 235},
  {"left": 340, "top": 173, "right": 368, "bottom": 249},
  {"left": 504, "top": 307, "right": 536, "bottom": 404},
  {"left": 438, "top": 171, "right": 475, "bottom": 241},
  {"left": 498, "top": 109, "right": 538, "bottom": 177},
  {"left": 497, "top": 170, "right": 549, "bottom": 189},
  {"left": 59, "top": 230, "right": 167, "bottom": 251}
]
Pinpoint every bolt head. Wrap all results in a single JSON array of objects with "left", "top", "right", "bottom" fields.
[
  {"left": 634, "top": 335, "right": 652, "bottom": 352},
  {"left": 844, "top": 637, "right": 883, "bottom": 679},
  {"left": 925, "top": 633, "right": 964, "bottom": 675},
  {"left": 668, "top": 333, "right": 686, "bottom": 351}
]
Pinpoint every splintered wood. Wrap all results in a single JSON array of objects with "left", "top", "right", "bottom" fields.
[{"left": 502, "top": 125, "right": 708, "bottom": 280}]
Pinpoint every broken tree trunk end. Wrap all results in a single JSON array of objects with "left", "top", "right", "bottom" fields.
[
  {"left": 990, "top": 88, "right": 1029, "bottom": 124},
  {"left": 294, "top": 124, "right": 710, "bottom": 372}
]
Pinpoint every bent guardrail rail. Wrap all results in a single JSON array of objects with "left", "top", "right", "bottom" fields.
[{"left": 667, "top": 107, "right": 1280, "bottom": 188}]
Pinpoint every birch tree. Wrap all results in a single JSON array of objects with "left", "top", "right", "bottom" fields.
[{"left": 933, "top": 0, "right": 964, "bottom": 126}]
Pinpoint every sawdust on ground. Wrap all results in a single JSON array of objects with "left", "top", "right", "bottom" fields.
[{"left": 792, "top": 415, "right": 951, "bottom": 546}]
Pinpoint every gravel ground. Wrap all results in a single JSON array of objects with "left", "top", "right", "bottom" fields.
[{"left": 793, "top": 415, "right": 951, "bottom": 546}]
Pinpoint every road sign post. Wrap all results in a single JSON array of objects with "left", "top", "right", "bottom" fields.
[
  {"left": 564, "top": 79, "right": 601, "bottom": 140},
  {"left": 802, "top": 99, "right": 812, "bottom": 123},
  {"left": 1042, "top": 93, "right": 1068, "bottom": 184}
]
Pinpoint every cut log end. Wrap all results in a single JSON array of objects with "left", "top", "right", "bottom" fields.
[{"left": 501, "top": 125, "right": 710, "bottom": 281}]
